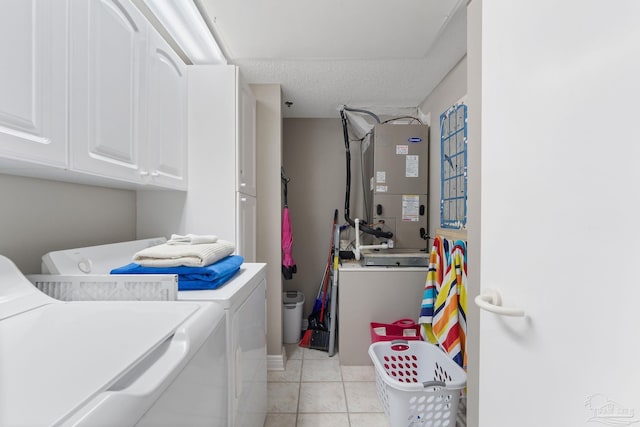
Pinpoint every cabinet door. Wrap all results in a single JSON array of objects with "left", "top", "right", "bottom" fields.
[
  {"left": 0, "top": 0, "right": 67, "bottom": 167},
  {"left": 231, "top": 277, "right": 267, "bottom": 427},
  {"left": 237, "top": 193, "right": 257, "bottom": 262},
  {"left": 237, "top": 79, "right": 257, "bottom": 196},
  {"left": 69, "top": 0, "right": 147, "bottom": 183},
  {"left": 146, "top": 29, "right": 187, "bottom": 190}
]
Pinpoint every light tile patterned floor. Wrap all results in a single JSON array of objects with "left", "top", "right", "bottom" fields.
[
  {"left": 265, "top": 344, "right": 391, "bottom": 427},
  {"left": 265, "top": 344, "right": 467, "bottom": 427}
]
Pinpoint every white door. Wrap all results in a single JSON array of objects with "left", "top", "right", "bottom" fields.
[{"left": 476, "top": 1, "right": 640, "bottom": 426}]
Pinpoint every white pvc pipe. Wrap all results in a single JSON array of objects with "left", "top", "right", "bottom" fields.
[{"left": 354, "top": 218, "right": 390, "bottom": 260}]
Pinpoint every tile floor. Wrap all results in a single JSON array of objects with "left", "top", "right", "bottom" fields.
[
  {"left": 265, "top": 344, "right": 467, "bottom": 427},
  {"left": 265, "top": 344, "right": 391, "bottom": 427}
]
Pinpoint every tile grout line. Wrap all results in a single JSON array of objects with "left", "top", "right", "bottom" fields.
[
  {"left": 295, "top": 352, "right": 303, "bottom": 425},
  {"left": 340, "top": 367, "right": 353, "bottom": 427}
]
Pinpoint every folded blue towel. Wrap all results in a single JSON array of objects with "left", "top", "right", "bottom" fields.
[{"left": 110, "top": 255, "right": 244, "bottom": 291}]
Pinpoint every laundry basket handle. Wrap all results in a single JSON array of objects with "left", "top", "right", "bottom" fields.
[
  {"left": 422, "top": 381, "right": 447, "bottom": 389},
  {"left": 392, "top": 318, "right": 416, "bottom": 326},
  {"left": 389, "top": 339, "right": 410, "bottom": 351}
]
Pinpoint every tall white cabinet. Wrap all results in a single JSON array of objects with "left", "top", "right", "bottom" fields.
[
  {"left": 236, "top": 79, "right": 258, "bottom": 260},
  {"left": 0, "top": 0, "right": 68, "bottom": 168},
  {"left": 187, "top": 65, "right": 257, "bottom": 261},
  {"left": 137, "top": 65, "right": 257, "bottom": 261}
]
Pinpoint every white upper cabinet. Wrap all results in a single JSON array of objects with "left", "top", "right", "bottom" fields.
[
  {"left": 69, "top": 0, "right": 186, "bottom": 189},
  {"left": 69, "top": 0, "right": 148, "bottom": 183},
  {"left": 0, "top": 0, "right": 67, "bottom": 167},
  {"left": 145, "top": 29, "right": 187, "bottom": 190},
  {"left": 0, "top": 0, "right": 187, "bottom": 189},
  {"left": 237, "top": 79, "right": 257, "bottom": 197}
]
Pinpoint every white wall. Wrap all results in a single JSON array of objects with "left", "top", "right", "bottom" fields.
[
  {"left": 465, "top": 1, "right": 481, "bottom": 426},
  {"left": 417, "top": 56, "right": 467, "bottom": 239},
  {"left": 282, "top": 118, "right": 348, "bottom": 319},
  {"left": 251, "top": 84, "right": 284, "bottom": 357},
  {"left": 0, "top": 174, "right": 136, "bottom": 274}
]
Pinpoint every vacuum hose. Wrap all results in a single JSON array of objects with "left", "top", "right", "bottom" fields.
[{"left": 340, "top": 108, "right": 393, "bottom": 240}]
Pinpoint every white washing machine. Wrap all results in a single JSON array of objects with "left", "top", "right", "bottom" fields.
[
  {"left": 40, "top": 237, "right": 168, "bottom": 275},
  {"left": 38, "top": 239, "right": 268, "bottom": 427},
  {"left": 0, "top": 254, "right": 228, "bottom": 427}
]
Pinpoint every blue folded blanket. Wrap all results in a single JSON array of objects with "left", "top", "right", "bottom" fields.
[{"left": 110, "top": 255, "right": 244, "bottom": 291}]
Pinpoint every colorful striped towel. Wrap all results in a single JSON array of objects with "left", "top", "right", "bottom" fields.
[
  {"left": 419, "top": 237, "right": 453, "bottom": 343},
  {"left": 432, "top": 240, "right": 468, "bottom": 369}
]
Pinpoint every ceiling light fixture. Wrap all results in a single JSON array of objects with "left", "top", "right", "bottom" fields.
[{"left": 143, "top": 0, "right": 226, "bottom": 65}]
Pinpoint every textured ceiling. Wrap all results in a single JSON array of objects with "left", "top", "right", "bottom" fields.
[{"left": 195, "top": 0, "right": 467, "bottom": 118}]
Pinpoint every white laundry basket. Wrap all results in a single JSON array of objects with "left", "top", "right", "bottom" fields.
[{"left": 368, "top": 340, "right": 466, "bottom": 427}]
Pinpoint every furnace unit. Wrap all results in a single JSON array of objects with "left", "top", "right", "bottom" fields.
[{"left": 361, "top": 123, "right": 429, "bottom": 265}]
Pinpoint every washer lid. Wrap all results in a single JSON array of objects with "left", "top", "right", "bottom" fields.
[
  {"left": 0, "top": 300, "right": 203, "bottom": 427},
  {"left": 0, "top": 255, "right": 55, "bottom": 321}
]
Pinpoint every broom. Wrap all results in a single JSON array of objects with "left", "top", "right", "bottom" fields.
[
  {"left": 308, "top": 277, "right": 332, "bottom": 351},
  {"left": 299, "top": 250, "right": 331, "bottom": 348},
  {"left": 299, "top": 209, "right": 338, "bottom": 348},
  {"left": 306, "top": 212, "right": 339, "bottom": 351},
  {"left": 299, "top": 266, "right": 328, "bottom": 347},
  {"left": 308, "top": 262, "right": 332, "bottom": 351}
]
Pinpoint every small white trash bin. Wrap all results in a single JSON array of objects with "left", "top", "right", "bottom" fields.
[{"left": 282, "top": 291, "right": 305, "bottom": 344}]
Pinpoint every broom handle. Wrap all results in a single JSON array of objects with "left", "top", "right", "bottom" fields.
[
  {"left": 318, "top": 245, "right": 333, "bottom": 322},
  {"left": 328, "top": 223, "right": 340, "bottom": 357},
  {"left": 318, "top": 263, "right": 330, "bottom": 321},
  {"left": 319, "top": 209, "right": 339, "bottom": 322}
]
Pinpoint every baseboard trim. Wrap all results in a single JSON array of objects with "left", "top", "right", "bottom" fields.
[{"left": 267, "top": 347, "right": 287, "bottom": 371}]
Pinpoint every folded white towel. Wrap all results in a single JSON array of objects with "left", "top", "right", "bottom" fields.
[
  {"left": 133, "top": 240, "right": 235, "bottom": 267},
  {"left": 167, "top": 233, "right": 219, "bottom": 245}
]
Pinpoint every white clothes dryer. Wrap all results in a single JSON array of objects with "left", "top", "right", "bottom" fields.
[{"left": 0, "top": 254, "right": 228, "bottom": 427}]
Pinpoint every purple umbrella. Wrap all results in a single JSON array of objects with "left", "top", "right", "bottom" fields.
[{"left": 282, "top": 170, "right": 296, "bottom": 279}]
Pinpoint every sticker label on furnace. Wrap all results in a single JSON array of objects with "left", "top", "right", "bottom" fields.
[
  {"left": 406, "top": 155, "right": 419, "bottom": 177},
  {"left": 396, "top": 145, "right": 409, "bottom": 155},
  {"left": 402, "top": 195, "right": 420, "bottom": 222}
]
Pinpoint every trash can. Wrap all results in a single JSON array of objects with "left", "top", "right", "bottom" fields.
[{"left": 283, "top": 291, "right": 305, "bottom": 344}]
